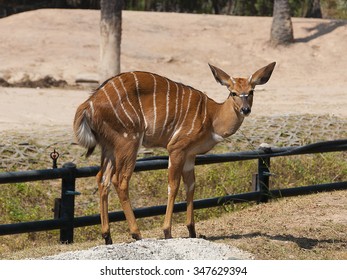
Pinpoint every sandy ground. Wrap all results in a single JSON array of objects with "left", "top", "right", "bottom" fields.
[{"left": 0, "top": 9, "right": 346, "bottom": 132}]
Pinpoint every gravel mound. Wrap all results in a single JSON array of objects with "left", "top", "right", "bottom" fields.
[{"left": 41, "top": 238, "right": 253, "bottom": 260}]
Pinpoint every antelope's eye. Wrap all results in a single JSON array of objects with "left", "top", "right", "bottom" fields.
[
  {"left": 249, "top": 90, "right": 254, "bottom": 96},
  {"left": 231, "top": 92, "right": 237, "bottom": 97}
]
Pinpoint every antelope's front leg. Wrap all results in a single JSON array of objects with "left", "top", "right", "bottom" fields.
[
  {"left": 182, "top": 157, "right": 197, "bottom": 238},
  {"left": 163, "top": 152, "right": 185, "bottom": 239}
]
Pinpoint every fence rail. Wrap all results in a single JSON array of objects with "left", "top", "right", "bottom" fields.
[{"left": 1, "top": 139, "right": 347, "bottom": 243}]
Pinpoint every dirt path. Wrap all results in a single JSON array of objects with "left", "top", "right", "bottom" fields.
[{"left": 0, "top": 10, "right": 346, "bottom": 133}]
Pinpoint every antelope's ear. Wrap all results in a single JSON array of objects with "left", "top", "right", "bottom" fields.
[
  {"left": 250, "top": 62, "right": 276, "bottom": 86},
  {"left": 208, "top": 63, "right": 233, "bottom": 87}
]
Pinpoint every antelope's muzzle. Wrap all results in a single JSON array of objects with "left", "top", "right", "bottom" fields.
[
  {"left": 240, "top": 96, "right": 251, "bottom": 116},
  {"left": 240, "top": 107, "right": 251, "bottom": 116}
]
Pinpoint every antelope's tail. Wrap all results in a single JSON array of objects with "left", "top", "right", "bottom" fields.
[{"left": 73, "top": 101, "right": 97, "bottom": 157}]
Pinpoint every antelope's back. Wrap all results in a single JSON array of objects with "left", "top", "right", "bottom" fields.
[{"left": 86, "top": 71, "right": 208, "bottom": 148}]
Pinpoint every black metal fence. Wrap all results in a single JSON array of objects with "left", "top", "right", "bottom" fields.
[{"left": 0, "top": 139, "right": 347, "bottom": 243}]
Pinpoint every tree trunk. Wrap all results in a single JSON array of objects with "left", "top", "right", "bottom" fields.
[
  {"left": 212, "top": 0, "right": 220, "bottom": 14},
  {"left": 270, "top": 0, "right": 294, "bottom": 46},
  {"left": 99, "top": 0, "right": 123, "bottom": 83},
  {"left": 305, "top": 0, "right": 322, "bottom": 18},
  {"left": 226, "top": 0, "right": 234, "bottom": 15}
]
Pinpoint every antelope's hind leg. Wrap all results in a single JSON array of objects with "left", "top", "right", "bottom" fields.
[
  {"left": 112, "top": 136, "right": 142, "bottom": 241},
  {"left": 97, "top": 157, "right": 115, "bottom": 245}
]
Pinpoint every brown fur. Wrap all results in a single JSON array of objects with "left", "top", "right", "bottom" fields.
[{"left": 73, "top": 62, "right": 276, "bottom": 244}]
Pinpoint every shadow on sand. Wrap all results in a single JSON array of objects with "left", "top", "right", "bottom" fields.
[
  {"left": 295, "top": 20, "right": 347, "bottom": 43},
  {"left": 207, "top": 231, "right": 346, "bottom": 250}
]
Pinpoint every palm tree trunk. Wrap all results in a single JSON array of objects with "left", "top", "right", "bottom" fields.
[
  {"left": 99, "top": 0, "right": 123, "bottom": 82},
  {"left": 270, "top": 0, "right": 294, "bottom": 46},
  {"left": 305, "top": 0, "right": 322, "bottom": 18}
]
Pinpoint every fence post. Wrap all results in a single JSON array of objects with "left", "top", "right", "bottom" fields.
[
  {"left": 257, "top": 157, "right": 271, "bottom": 203},
  {"left": 60, "top": 162, "right": 77, "bottom": 243}
]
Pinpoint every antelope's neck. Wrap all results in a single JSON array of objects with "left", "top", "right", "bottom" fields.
[{"left": 208, "top": 97, "right": 244, "bottom": 139}]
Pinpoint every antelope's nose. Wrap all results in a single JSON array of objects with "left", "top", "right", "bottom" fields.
[{"left": 241, "top": 107, "right": 251, "bottom": 116}]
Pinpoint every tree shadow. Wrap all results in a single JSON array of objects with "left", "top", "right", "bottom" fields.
[
  {"left": 295, "top": 20, "right": 347, "bottom": 43},
  {"left": 207, "top": 232, "right": 345, "bottom": 250}
]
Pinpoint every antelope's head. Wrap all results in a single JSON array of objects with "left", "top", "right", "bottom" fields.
[{"left": 209, "top": 62, "right": 276, "bottom": 116}]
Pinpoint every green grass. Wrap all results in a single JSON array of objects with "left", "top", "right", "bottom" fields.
[{"left": 1, "top": 144, "right": 346, "bottom": 257}]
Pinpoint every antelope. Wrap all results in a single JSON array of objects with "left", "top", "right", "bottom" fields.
[{"left": 73, "top": 62, "right": 276, "bottom": 244}]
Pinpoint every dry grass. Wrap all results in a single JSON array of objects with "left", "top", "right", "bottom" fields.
[{"left": 200, "top": 190, "right": 347, "bottom": 260}]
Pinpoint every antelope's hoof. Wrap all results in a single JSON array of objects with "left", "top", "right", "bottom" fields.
[
  {"left": 102, "top": 233, "right": 113, "bottom": 245},
  {"left": 187, "top": 224, "right": 196, "bottom": 238},
  {"left": 131, "top": 233, "right": 142, "bottom": 241},
  {"left": 163, "top": 229, "right": 172, "bottom": 239}
]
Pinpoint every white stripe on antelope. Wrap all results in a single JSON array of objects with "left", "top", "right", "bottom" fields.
[{"left": 73, "top": 62, "right": 276, "bottom": 244}]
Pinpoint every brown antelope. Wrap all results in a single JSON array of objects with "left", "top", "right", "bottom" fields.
[{"left": 73, "top": 62, "right": 276, "bottom": 244}]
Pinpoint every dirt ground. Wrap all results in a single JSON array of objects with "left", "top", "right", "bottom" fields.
[{"left": 0, "top": 9, "right": 347, "bottom": 132}]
